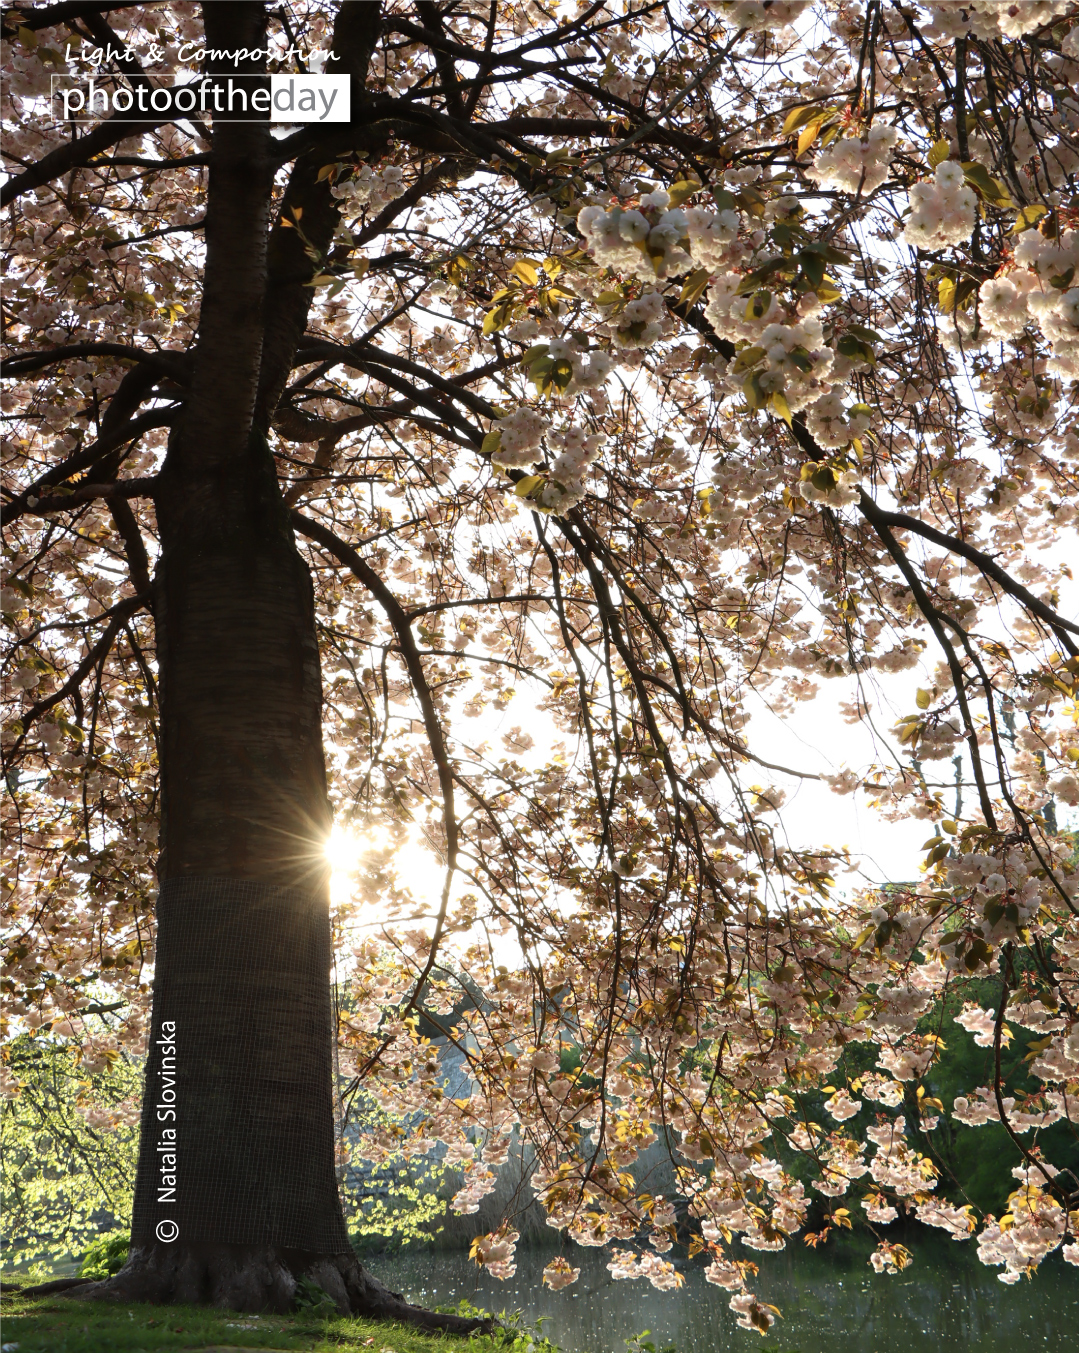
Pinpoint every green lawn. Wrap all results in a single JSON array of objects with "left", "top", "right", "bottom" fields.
[{"left": 0, "top": 1283, "right": 557, "bottom": 1353}]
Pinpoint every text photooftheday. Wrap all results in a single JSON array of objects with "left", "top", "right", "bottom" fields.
[{"left": 51, "top": 73, "right": 350, "bottom": 124}]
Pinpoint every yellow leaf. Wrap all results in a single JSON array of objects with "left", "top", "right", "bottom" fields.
[
  {"left": 770, "top": 390, "right": 793, "bottom": 426},
  {"left": 481, "top": 431, "right": 502, "bottom": 456},
  {"left": 783, "top": 104, "right": 821, "bottom": 134},
  {"left": 1012, "top": 203, "right": 1048, "bottom": 234},
  {"left": 798, "top": 123, "right": 821, "bottom": 156},
  {"left": 513, "top": 474, "right": 544, "bottom": 497},
  {"left": 742, "top": 371, "right": 765, "bottom": 410},
  {"left": 677, "top": 267, "right": 710, "bottom": 309},
  {"left": 927, "top": 138, "right": 950, "bottom": 168},
  {"left": 511, "top": 259, "right": 540, "bottom": 285},
  {"left": 667, "top": 179, "right": 702, "bottom": 208},
  {"left": 731, "top": 344, "right": 766, "bottom": 374},
  {"left": 483, "top": 302, "right": 512, "bottom": 335},
  {"left": 852, "top": 924, "right": 876, "bottom": 950},
  {"left": 916, "top": 688, "right": 931, "bottom": 709}
]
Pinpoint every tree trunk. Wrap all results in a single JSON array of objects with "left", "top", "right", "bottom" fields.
[
  {"left": 74, "top": 441, "right": 486, "bottom": 1334},
  {"left": 69, "top": 3, "right": 486, "bottom": 1333}
]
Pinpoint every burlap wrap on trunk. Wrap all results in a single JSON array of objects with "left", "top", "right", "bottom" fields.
[{"left": 131, "top": 877, "right": 351, "bottom": 1253}]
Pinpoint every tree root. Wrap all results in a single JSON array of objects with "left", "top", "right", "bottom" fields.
[
  {"left": 17, "top": 1277, "right": 96, "bottom": 1297},
  {"left": 41, "top": 1244, "right": 493, "bottom": 1335}
]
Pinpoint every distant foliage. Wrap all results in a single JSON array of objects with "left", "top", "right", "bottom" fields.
[{"left": 0, "top": 1035, "right": 139, "bottom": 1264}]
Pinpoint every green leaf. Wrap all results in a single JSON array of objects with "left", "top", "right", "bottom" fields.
[
  {"left": 596, "top": 289, "right": 624, "bottom": 306},
  {"left": 481, "top": 430, "right": 503, "bottom": 456},
  {"left": 531, "top": 357, "right": 574, "bottom": 394},
  {"left": 519, "top": 343, "right": 550, "bottom": 367},
  {"left": 513, "top": 474, "right": 544, "bottom": 497},
  {"left": 927, "top": 138, "right": 951, "bottom": 168},
  {"left": 837, "top": 333, "right": 875, "bottom": 364},
  {"left": 801, "top": 240, "right": 853, "bottom": 266},
  {"left": 799, "top": 251, "right": 827, "bottom": 288},
  {"left": 744, "top": 288, "right": 772, "bottom": 320},
  {"left": 736, "top": 258, "right": 790, "bottom": 295},
  {"left": 961, "top": 161, "right": 1014, "bottom": 208}
]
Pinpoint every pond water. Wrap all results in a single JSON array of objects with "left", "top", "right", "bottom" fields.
[{"left": 373, "top": 1236, "right": 1078, "bottom": 1353}]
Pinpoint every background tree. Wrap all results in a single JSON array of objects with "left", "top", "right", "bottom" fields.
[{"left": 3, "top": 0, "right": 1078, "bottom": 1333}]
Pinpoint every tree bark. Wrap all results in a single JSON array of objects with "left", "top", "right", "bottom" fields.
[{"left": 72, "top": 4, "right": 487, "bottom": 1333}]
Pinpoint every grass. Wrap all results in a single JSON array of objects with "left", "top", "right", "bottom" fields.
[{"left": 0, "top": 1280, "right": 561, "bottom": 1353}]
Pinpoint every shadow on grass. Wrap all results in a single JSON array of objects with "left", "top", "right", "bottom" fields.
[{"left": 0, "top": 1283, "right": 552, "bottom": 1353}]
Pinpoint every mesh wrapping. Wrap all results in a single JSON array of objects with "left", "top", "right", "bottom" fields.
[{"left": 131, "top": 876, "right": 351, "bottom": 1253}]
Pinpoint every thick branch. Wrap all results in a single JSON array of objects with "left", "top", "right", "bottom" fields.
[
  {"left": 24, "top": 476, "right": 158, "bottom": 516},
  {"left": 254, "top": 3, "right": 384, "bottom": 429},
  {"left": 2, "top": 344, "right": 189, "bottom": 381},
  {"left": 857, "top": 491, "right": 1079, "bottom": 655},
  {"left": 170, "top": 4, "right": 271, "bottom": 475},
  {"left": 108, "top": 497, "right": 152, "bottom": 594}
]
